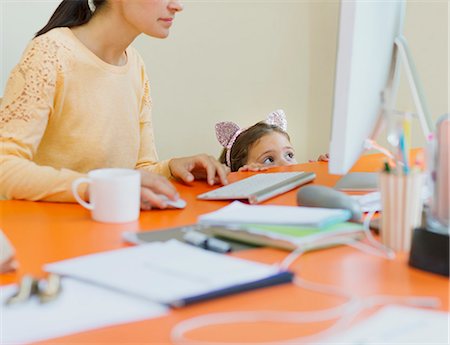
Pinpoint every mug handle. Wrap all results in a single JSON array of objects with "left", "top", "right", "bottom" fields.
[{"left": 72, "top": 177, "right": 93, "bottom": 210}]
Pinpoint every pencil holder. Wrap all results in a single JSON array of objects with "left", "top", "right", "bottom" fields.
[{"left": 379, "top": 170, "right": 423, "bottom": 252}]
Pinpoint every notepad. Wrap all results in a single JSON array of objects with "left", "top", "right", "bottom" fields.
[
  {"left": 44, "top": 240, "right": 293, "bottom": 308},
  {"left": 1, "top": 278, "right": 168, "bottom": 344},
  {"left": 316, "top": 306, "right": 449, "bottom": 344},
  {"left": 198, "top": 201, "right": 351, "bottom": 228},
  {"left": 210, "top": 222, "right": 365, "bottom": 251}
]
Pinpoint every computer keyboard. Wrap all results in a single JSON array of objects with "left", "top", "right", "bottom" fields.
[{"left": 197, "top": 172, "right": 316, "bottom": 204}]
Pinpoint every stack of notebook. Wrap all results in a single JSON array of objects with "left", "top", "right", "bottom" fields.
[{"left": 198, "top": 202, "right": 365, "bottom": 251}]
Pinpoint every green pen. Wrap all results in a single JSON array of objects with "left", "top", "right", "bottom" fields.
[{"left": 384, "top": 161, "right": 391, "bottom": 173}]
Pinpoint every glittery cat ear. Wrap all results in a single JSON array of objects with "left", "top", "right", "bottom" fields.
[
  {"left": 215, "top": 121, "right": 241, "bottom": 148},
  {"left": 266, "top": 109, "right": 288, "bottom": 131}
]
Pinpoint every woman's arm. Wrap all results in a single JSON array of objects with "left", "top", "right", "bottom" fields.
[{"left": 0, "top": 36, "right": 86, "bottom": 202}]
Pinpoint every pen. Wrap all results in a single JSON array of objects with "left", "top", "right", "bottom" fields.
[
  {"left": 205, "top": 237, "right": 232, "bottom": 253},
  {"left": 399, "top": 134, "right": 410, "bottom": 174},
  {"left": 183, "top": 230, "right": 231, "bottom": 254}
]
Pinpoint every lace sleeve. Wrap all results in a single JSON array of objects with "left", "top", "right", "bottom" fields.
[
  {"left": 1, "top": 35, "right": 63, "bottom": 125},
  {"left": 0, "top": 35, "right": 84, "bottom": 202}
]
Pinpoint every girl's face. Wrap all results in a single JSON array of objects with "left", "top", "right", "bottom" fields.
[
  {"left": 118, "top": 0, "right": 183, "bottom": 38},
  {"left": 246, "top": 132, "right": 297, "bottom": 167}
]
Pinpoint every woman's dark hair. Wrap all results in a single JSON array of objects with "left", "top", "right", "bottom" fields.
[
  {"left": 35, "top": 0, "right": 107, "bottom": 37},
  {"left": 219, "top": 122, "right": 291, "bottom": 172}
]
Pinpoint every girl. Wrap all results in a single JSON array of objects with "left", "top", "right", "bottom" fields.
[
  {"left": 216, "top": 109, "right": 328, "bottom": 172},
  {"left": 0, "top": 0, "right": 228, "bottom": 209}
]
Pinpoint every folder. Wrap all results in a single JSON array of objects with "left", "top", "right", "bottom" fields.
[{"left": 44, "top": 240, "right": 293, "bottom": 307}]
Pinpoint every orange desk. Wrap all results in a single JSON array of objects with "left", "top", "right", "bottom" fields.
[{"left": 1, "top": 155, "right": 448, "bottom": 344}]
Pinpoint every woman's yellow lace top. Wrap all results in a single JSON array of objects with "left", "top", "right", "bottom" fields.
[{"left": 0, "top": 27, "right": 170, "bottom": 202}]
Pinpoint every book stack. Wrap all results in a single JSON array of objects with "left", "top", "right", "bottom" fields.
[{"left": 198, "top": 201, "right": 365, "bottom": 251}]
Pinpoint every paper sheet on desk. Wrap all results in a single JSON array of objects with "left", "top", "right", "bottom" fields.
[
  {"left": 351, "top": 192, "right": 381, "bottom": 212},
  {"left": 352, "top": 186, "right": 431, "bottom": 213},
  {"left": 1, "top": 278, "right": 168, "bottom": 344},
  {"left": 317, "top": 305, "right": 449, "bottom": 344}
]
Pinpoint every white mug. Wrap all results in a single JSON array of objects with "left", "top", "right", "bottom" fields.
[{"left": 72, "top": 168, "right": 141, "bottom": 223}]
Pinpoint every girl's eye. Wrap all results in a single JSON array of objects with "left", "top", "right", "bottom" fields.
[
  {"left": 262, "top": 157, "right": 274, "bottom": 165},
  {"left": 286, "top": 152, "right": 295, "bottom": 160}
]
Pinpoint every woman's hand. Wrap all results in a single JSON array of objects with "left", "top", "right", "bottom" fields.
[
  {"left": 139, "top": 170, "right": 179, "bottom": 210},
  {"left": 309, "top": 153, "right": 329, "bottom": 163},
  {"left": 169, "top": 154, "right": 229, "bottom": 186},
  {"left": 238, "top": 163, "right": 269, "bottom": 172}
]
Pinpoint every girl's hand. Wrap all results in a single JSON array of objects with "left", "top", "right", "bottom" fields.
[
  {"left": 238, "top": 163, "right": 269, "bottom": 172},
  {"left": 169, "top": 154, "right": 229, "bottom": 186},
  {"left": 139, "top": 170, "right": 179, "bottom": 210},
  {"left": 308, "top": 153, "right": 329, "bottom": 163}
]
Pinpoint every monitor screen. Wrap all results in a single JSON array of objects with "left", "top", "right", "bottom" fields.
[{"left": 328, "top": 0, "right": 406, "bottom": 175}]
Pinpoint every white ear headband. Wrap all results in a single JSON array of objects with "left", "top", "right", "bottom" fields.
[{"left": 88, "top": 0, "right": 96, "bottom": 13}]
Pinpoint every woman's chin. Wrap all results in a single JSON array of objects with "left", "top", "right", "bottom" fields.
[{"left": 146, "top": 30, "right": 170, "bottom": 39}]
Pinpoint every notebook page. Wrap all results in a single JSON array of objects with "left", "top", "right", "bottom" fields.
[{"left": 198, "top": 201, "right": 351, "bottom": 227}]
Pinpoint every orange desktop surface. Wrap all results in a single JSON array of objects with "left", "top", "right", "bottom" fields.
[{"left": 1, "top": 152, "right": 447, "bottom": 344}]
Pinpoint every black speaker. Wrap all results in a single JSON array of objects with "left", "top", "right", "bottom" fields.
[{"left": 409, "top": 227, "right": 449, "bottom": 277}]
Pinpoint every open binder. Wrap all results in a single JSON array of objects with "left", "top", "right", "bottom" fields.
[{"left": 45, "top": 240, "right": 293, "bottom": 307}]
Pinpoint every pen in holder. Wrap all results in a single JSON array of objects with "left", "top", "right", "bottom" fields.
[{"left": 379, "top": 170, "right": 423, "bottom": 252}]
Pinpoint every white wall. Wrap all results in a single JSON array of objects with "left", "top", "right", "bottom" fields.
[
  {"left": 395, "top": 0, "right": 449, "bottom": 148},
  {"left": 1, "top": 0, "right": 448, "bottom": 163},
  {"left": 133, "top": 1, "right": 310, "bottom": 161},
  {"left": 1, "top": 0, "right": 59, "bottom": 94}
]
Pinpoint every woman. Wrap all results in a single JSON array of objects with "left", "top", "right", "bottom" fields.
[{"left": 0, "top": 0, "right": 228, "bottom": 209}]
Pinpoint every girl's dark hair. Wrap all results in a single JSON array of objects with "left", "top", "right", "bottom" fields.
[
  {"left": 219, "top": 122, "right": 291, "bottom": 172},
  {"left": 35, "top": 0, "right": 107, "bottom": 37}
]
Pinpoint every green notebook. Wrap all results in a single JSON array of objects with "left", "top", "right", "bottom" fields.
[{"left": 210, "top": 222, "right": 365, "bottom": 251}]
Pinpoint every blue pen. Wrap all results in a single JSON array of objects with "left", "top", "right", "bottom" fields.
[{"left": 399, "top": 134, "right": 409, "bottom": 174}]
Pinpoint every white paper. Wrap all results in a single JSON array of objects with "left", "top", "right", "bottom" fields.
[
  {"left": 1, "top": 278, "right": 168, "bottom": 344},
  {"left": 198, "top": 201, "right": 350, "bottom": 227},
  {"left": 318, "top": 305, "right": 449, "bottom": 344},
  {"left": 351, "top": 192, "right": 381, "bottom": 212},
  {"left": 45, "top": 240, "right": 281, "bottom": 305},
  {"left": 352, "top": 185, "right": 431, "bottom": 213}
]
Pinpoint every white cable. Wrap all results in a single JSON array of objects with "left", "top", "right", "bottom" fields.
[
  {"left": 362, "top": 210, "right": 396, "bottom": 259},
  {"left": 364, "top": 138, "right": 396, "bottom": 160},
  {"left": 170, "top": 227, "right": 440, "bottom": 344},
  {"left": 277, "top": 246, "right": 304, "bottom": 271},
  {"left": 171, "top": 301, "right": 363, "bottom": 345},
  {"left": 170, "top": 290, "right": 439, "bottom": 345}
]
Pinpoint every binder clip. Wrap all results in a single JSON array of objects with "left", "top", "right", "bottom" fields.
[{"left": 5, "top": 274, "right": 62, "bottom": 305}]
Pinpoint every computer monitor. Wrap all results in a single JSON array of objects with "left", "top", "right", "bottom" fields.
[{"left": 328, "top": 0, "right": 433, "bottom": 183}]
